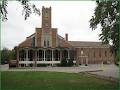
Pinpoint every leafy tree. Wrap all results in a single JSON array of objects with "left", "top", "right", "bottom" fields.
[
  {"left": 0, "top": 0, "right": 40, "bottom": 21},
  {"left": 0, "top": 48, "right": 16, "bottom": 64},
  {"left": 8, "top": 49, "right": 16, "bottom": 60},
  {"left": 90, "top": 0, "right": 120, "bottom": 64},
  {"left": 1, "top": 48, "right": 9, "bottom": 64}
]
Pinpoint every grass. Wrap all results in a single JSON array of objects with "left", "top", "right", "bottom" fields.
[{"left": 1, "top": 71, "right": 119, "bottom": 90}]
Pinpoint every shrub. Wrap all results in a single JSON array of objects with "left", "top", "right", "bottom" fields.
[
  {"left": 61, "top": 59, "right": 74, "bottom": 67},
  {"left": 67, "top": 59, "right": 74, "bottom": 66},
  {"left": 37, "top": 64, "right": 47, "bottom": 67},
  {"left": 61, "top": 59, "right": 67, "bottom": 66}
]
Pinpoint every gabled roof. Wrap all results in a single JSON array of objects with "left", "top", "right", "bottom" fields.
[
  {"left": 69, "top": 41, "right": 110, "bottom": 48},
  {"left": 57, "top": 35, "right": 73, "bottom": 48},
  {"left": 19, "top": 33, "right": 35, "bottom": 48},
  {"left": 19, "top": 38, "right": 33, "bottom": 48},
  {"left": 18, "top": 33, "right": 72, "bottom": 48},
  {"left": 18, "top": 33, "right": 110, "bottom": 48},
  {"left": 26, "top": 33, "right": 35, "bottom": 39}
]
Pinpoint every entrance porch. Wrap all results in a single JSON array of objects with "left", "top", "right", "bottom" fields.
[{"left": 17, "top": 48, "right": 76, "bottom": 67}]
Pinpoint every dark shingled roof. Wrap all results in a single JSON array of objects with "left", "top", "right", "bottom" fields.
[{"left": 69, "top": 41, "right": 110, "bottom": 48}]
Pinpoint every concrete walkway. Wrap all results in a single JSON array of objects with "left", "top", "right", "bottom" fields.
[
  {"left": 0, "top": 64, "right": 119, "bottom": 79},
  {"left": 89, "top": 64, "right": 119, "bottom": 79}
]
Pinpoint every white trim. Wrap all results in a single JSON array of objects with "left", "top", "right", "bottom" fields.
[
  {"left": 35, "top": 33, "right": 37, "bottom": 47},
  {"left": 52, "top": 49, "right": 54, "bottom": 61},
  {"left": 37, "top": 61, "right": 60, "bottom": 64},
  {"left": 68, "top": 50, "right": 70, "bottom": 59},
  {"left": 73, "top": 61, "right": 76, "bottom": 63},
  {"left": 26, "top": 49, "right": 28, "bottom": 61},
  {"left": 19, "top": 61, "right": 34, "bottom": 64},
  {"left": 44, "top": 50, "right": 45, "bottom": 61}
]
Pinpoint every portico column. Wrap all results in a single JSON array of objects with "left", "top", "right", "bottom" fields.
[
  {"left": 86, "top": 56, "right": 88, "bottom": 65},
  {"left": 52, "top": 49, "right": 54, "bottom": 66},
  {"left": 34, "top": 50, "right": 37, "bottom": 67},
  {"left": 26, "top": 49, "right": 28, "bottom": 66},
  {"left": 60, "top": 50, "right": 62, "bottom": 61},
  {"left": 44, "top": 49, "right": 45, "bottom": 61},
  {"left": 68, "top": 49, "right": 70, "bottom": 59},
  {"left": 52, "top": 49, "right": 54, "bottom": 61},
  {"left": 81, "top": 50, "right": 84, "bottom": 65}
]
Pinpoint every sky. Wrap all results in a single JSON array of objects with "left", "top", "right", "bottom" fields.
[{"left": 1, "top": 1, "right": 101, "bottom": 50}]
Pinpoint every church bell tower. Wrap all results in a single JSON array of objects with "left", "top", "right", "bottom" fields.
[{"left": 42, "top": 6, "right": 51, "bottom": 29}]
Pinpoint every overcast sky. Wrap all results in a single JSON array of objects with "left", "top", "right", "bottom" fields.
[{"left": 1, "top": 1, "right": 101, "bottom": 50}]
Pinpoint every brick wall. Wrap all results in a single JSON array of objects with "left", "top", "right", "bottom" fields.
[
  {"left": 52, "top": 29, "right": 57, "bottom": 47},
  {"left": 36, "top": 28, "right": 42, "bottom": 47},
  {"left": 76, "top": 47, "right": 115, "bottom": 64}
]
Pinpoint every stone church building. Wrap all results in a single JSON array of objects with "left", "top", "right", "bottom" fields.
[{"left": 10, "top": 6, "right": 115, "bottom": 67}]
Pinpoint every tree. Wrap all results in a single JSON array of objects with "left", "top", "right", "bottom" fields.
[
  {"left": 0, "top": 0, "right": 40, "bottom": 21},
  {"left": 8, "top": 49, "right": 16, "bottom": 60},
  {"left": 0, "top": 48, "right": 16, "bottom": 64},
  {"left": 90, "top": 0, "right": 120, "bottom": 64},
  {"left": 1, "top": 48, "right": 9, "bottom": 64}
]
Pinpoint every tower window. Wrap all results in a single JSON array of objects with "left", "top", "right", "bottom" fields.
[
  {"left": 44, "top": 32, "right": 51, "bottom": 47},
  {"left": 44, "top": 40, "right": 46, "bottom": 47},
  {"left": 47, "top": 40, "right": 49, "bottom": 47},
  {"left": 44, "top": 40, "right": 49, "bottom": 47}
]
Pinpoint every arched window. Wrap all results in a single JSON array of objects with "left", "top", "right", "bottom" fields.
[
  {"left": 44, "top": 32, "right": 50, "bottom": 47},
  {"left": 44, "top": 40, "right": 46, "bottom": 47},
  {"left": 47, "top": 40, "right": 49, "bottom": 47}
]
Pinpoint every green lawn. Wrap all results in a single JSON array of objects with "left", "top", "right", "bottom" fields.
[{"left": 1, "top": 71, "right": 118, "bottom": 90}]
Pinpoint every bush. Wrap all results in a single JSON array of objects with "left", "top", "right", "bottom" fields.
[
  {"left": 61, "top": 59, "right": 67, "bottom": 66},
  {"left": 67, "top": 59, "right": 73, "bottom": 66},
  {"left": 37, "top": 64, "right": 47, "bottom": 67},
  {"left": 55, "top": 64, "right": 61, "bottom": 67},
  {"left": 61, "top": 59, "right": 74, "bottom": 67},
  {"left": 116, "top": 53, "right": 120, "bottom": 66}
]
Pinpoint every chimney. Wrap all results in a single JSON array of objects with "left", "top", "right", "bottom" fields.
[{"left": 65, "top": 33, "right": 68, "bottom": 41}]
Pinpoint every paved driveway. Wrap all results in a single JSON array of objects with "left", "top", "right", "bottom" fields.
[
  {"left": 89, "top": 64, "right": 119, "bottom": 79},
  {"left": 1, "top": 64, "right": 119, "bottom": 79}
]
